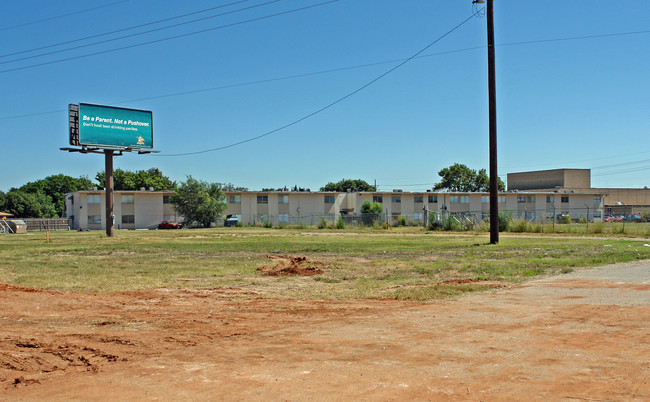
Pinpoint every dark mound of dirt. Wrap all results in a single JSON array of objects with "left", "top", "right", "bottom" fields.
[{"left": 257, "top": 255, "right": 327, "bottom": 276}]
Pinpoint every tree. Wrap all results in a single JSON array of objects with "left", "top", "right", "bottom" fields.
[
  {"left": 2, "top": 191, "right": 56, "bottom": 218},
  {"left": 320, "top": 179, "right": 376, "bottom": 192},
  {"left": 95, "top": 168, "right": 175, "bottom": 191},
  {"left": 170, "top": 176, "right": 226, "bottom": 228},
  {"left": 360, "top": 200, "right": 383, "bottom": 226},
  {"left": 19, "top": 174, "right": 92, "bottom": 217},
  {"left": 434, "top": 163, "right": 505, "bottom": 192}
]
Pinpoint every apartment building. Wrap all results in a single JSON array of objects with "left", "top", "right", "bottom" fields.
[
  {"left": 64, "top": 190, "right": 179, "bottom": 231},
  {"left": 508, "top": 168, "right": 650, "bottom": 215},
  {"left": 64, "top": 188, "right": 605, "bottom": 231}
]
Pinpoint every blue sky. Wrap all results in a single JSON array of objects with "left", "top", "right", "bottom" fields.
[{"left": 1, "top": 0, "right": 649, "bottom": 192}]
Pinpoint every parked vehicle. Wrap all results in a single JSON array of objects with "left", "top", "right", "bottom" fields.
[
  {"left": 158, "top": 220, "right": 183, "bottom": 229},
  {"left": 624, "top": 215, "right": 641, "bottom": 222},
  {"left": 224, "top": 215, "right": 239, "bottom": 227},
  {"left": 603, "top": 215, "right": 612, "bottom": 222}
]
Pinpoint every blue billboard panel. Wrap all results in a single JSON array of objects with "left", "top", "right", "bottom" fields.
[{"left": 77, "top": 103, "right": 153, "bottom": 149}]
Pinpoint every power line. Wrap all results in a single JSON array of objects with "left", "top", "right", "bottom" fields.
[
  {"left": 0, "top": 0, "right": 251, "bottom": 59},
  {"left": 0, "top": 0, "right": 339, "bottom": 74},
  {"left": 0, "top": 0, "right": 132, "bottom": 32},
  {"left": 153, "top": 11, "right": 480, "bottom": 157},
  {"left": 2, "top": 25, "right": 647, "bottom": 119},
  {"left": 1, "top": 0, "right": 280, "bottom": 66}
]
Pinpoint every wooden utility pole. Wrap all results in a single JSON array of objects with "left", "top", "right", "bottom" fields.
[
  {"left": 105, "top": 150, "right": 114, "bottom": 237},
  {"left": 486, "top": 0, "right": 499, "bottom": 244}
]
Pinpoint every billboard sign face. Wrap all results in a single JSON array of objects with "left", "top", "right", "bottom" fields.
[{"left": 73, "top": 103, "right": 153, "bottom": 150}]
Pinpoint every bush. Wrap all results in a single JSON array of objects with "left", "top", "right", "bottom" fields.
[
  {"left": 559, "top": 215, "right": 572, "bottom": 224},
  {"left": 397, "top": 216, "right": 407, "bottom": 227},
  {"left": 263, "top": 219, "right": 272, "bottom": 228},
  {"left": 428, "top": 214, "right": 462, "bottom": 231},
  {"left": 337, "top": 216, "right": 345, "bottom": 229},
  {"left": 498, "top": 210, "right": 512, "bottom": 232},
  {"left": 578, "top": 216, "right": 588, "bottom": 224},
  {"left": 317, "top": 218, "right": 328, "bottom": 229}
]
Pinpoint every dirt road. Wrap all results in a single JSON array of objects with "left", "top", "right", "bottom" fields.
[{"left": 2, "top": 261, "right": 648, "bottom": 400}]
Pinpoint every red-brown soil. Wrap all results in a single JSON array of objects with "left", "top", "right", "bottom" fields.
[
  {"left": 257, "top": 255, "right": 327, "bottom": 276},
  {"left": 1, "top": 262, "right": 648, "bottom": 400}
]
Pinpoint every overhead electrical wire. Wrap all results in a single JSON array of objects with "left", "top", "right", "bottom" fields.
[
  {"left": 0, "top": 0, "right": 131, "bottom": 32},
  {"left": 0, "top": 0, "right": 251, "bottom": 59},
  {"left": 0, "top": 0, "right": 339, "bottom": 74},
  {"left": 154, "top": 10, "right": 480, "bottom": 157},
  {"left": 0, "top": 0, "right": 282, "bottom": 66}
]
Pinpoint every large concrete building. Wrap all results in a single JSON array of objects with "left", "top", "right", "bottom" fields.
[
  {"left": 65, "top": 188, "right": 605, "bottom": 230},
  {"left": 507, "top": 168, "right": 650, "bottom": 215}
]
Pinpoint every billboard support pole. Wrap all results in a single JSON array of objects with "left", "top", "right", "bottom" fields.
[{"left": 105, "top": 150, "right": 114, "bottom": 237}]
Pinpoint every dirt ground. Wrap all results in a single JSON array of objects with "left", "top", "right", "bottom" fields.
[{"left": 1, "top": 260, "right": 649, "bottom": 401}]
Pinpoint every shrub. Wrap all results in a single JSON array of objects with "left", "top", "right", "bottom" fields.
[
  {"left": 317, "top": 218, "right": 328, "bottom": 229},
  {"left": 336, "top": 216, "right": 345, "bottom": 229},
  {"left": 263, "top": 219, "right": 272, "bottom": 228},
  {"left": 558, "top": 214, "right": 571, "bottom": 224},
  {"left": 578, "top": 216, "right": 588, "bottom": 224},
  {"left": 397, "top": 216, "right": 407, "bottom": 227},
  {"left": 498, "top": 210, "right": 512, "bottom": 232}
]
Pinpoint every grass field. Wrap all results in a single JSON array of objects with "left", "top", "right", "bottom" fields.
[{"left": 1, "top": 227, "right": 649, "bottom": 300}]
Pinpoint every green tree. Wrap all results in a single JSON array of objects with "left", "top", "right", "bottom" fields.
[
  {"left": 95, "top": 168, "right": 175, "bottom": 191},
  {"left": 320, "top": 179, "right": 376, "bottom": 192},
  {"left": 434, "top": 163, "right": 505, "bottom": 192},
  {"left": 170, "top": 176, "right": 226, "bottom": 228},
  {"left": 19, "top": 174, "right": 92, "bottom": 217},
  {"left": 360, "top": 200, "right": 383, "bottom": 226},
  {"left": 2, "top": 191, "right": 56, "bottom": 218}
]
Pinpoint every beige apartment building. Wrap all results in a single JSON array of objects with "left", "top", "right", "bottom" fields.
[
  {"left": 508, "top": 168, "right": 650, "bottom": 215},
  {"left": 65, "top": 190, "right": 179, "bottom": 231},
  {"left": 64, "top": 187, "right": 606, "bottom": 230}
]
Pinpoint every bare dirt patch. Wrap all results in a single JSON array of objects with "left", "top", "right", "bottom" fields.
[
  {"left": 256, "top": 255, "right": 328, "bottom": 276},
  {"left": 1, "top": 261, "right": 649, "bottom": 400}
]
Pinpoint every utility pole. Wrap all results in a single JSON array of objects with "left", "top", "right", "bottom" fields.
[
  {"left": 105, "top": 150, "right": 115, "bottom": 237},
  {"left": 474, "top": 0, "right": 499, "bottom": 244}
]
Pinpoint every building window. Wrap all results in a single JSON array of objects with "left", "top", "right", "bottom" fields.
[
  {"left": 561, "top": 196, "right": 569, "bottom": 203},
  {"left": 373, "top": 195, "right": 383, "bottom": 203},
  {"left": 481, "top": 196, "right": 489, "bottom": 204},
  {"left": 88, "top": 195, "right": 101, "bottom": 204},
  {"left": 593, "top": 196, "right": 601, "bottom": 204},
  {"left": 229, "top": 195, "right": 241, "bottom": 204},
  {"left": 391, "top": 195, "right": 401, "bottom": 203},
  {"left": 527, "top": 195, "right": 535, "bottom": 203},
  {"left": 88, "top": 215, "right": 101, "bottom": 224},
  {"left": 593, "top": 211, "right": 602, "bottom": 218},
  {"left": 460, "top": 196, "right": 470, "bottom": 204},
  {"left": 122, "top": 215, "right": 135, "bottom": 224},
  {"left": 121, "top": 195, "right": 134, "bottom": 204},
  {"left": 414, "top": 195, "right": 423, "bottom": 204},
  {"left": 279, "top": 195, "right": 289, "bottom": 204},
  {"left": 517, "top": 196, "right": 526, "bottom": 203},
  {"left": 163, "top": 195, "right": 171, "bottom": 204},
  {"left": 428, "top": 195, "right": 438, "bottom": 203},
  {"left": 278, "top": 214, "right": 289, "bottom": 223},
  {"left": 324, "top": 195, "right": 335, "bottom": 204},
  {"left": 546, "top": 195, "right": 554, "bottom": 204},
  {"left": 498, "top": 195, "right": 506, "bottom": 203},
  {"left": 413, "top": 212, "right": 423, "bottom": 221},
  {"left": 256, "top": 214, "right": 268, "bottom": 223},
  {"left": 257, "top": 195, "right": 268, "bottom": 204},
  {"left": 450, "top": 196, "right": 459, "bottom": 204}
]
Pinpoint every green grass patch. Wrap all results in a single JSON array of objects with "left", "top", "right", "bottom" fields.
[{"left": 1, "top": 228, "right": 649, "bottom": 301}]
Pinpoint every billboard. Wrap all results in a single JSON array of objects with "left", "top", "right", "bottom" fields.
[{"left": 70, "top": 103, "right": 153, "bottom": 150}]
